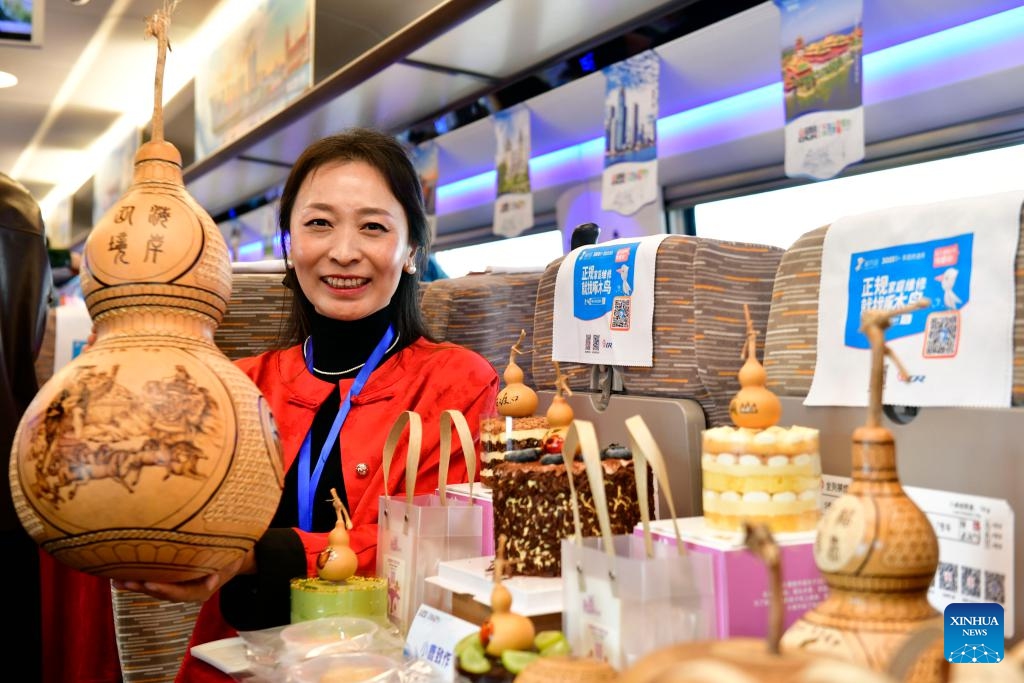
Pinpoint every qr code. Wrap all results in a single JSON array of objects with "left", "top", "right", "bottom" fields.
[
  {"left": 937, "top": 562, "right": 958, "bottom": 592},
  {"left": 610, "top": 296, "right": 631, "bottom": 330},
  {"left": 923, "top": 311, "right": 959, "bottom": 358},
  {"left": 961, "top": 566, "right": 981, "bottom": 598},
  {"left": 985, "top": 571, "right": 1006, "bottom": 604}
]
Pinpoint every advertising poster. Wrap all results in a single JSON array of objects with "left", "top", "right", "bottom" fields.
[
  {"left": 552, "top": 235, "right": 668, "bottom": 366},
  {"left": 806, "top": 191, "right": 1022, "bottom": 408},
  {"left": 492, "top": 106, "right": 533, "bottom": 238},
  {"left": 410, "top": 139, "right": 439, "bottom": 241},
  {"left": 775, "top": 0, "right": 864, "bottom": 180},
  {"left": 601, "top": 50, "right": 659, "bottom": 216},
  {"left": 194, "top": 0, "right": 313, "bottom": 160}
]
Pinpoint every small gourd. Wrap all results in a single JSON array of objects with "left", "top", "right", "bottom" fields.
[
  {"left": 481, "top": 535, "right": 536, "bottom": 656},
  {"left": 543, "top": 361, "right": 575, "bottom": 455},
  {"left": 729, "top": 304, "right": 781, "bottom": 429},
  {"left": 496, "top": 329, "right": 538, "bottom": 418},
  {"left": 316, "top": 487, "right": 358, "bottom": 582}
]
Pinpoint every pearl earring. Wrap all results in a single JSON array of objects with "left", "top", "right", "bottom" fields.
[{"left": 405, "top": 263, "right": 417, "bottom": 274}]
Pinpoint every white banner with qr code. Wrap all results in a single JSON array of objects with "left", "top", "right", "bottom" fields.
[
  {"left": 820, "top": 475, "right": 1014, "bottom": 638},
  {"left": 552, "top": 234, "right": 668, "bottom": 366},
  {"left": 806, "top": 190, "right": 1023, "bottom": 407}
]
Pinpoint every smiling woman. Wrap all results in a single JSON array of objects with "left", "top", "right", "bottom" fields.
[{"left": 114, "top": 127, "right": 500, "bottom": 683}]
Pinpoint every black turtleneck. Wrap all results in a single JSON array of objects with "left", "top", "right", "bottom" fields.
[{"left": 270, "top": 306, "right": 406, "bottom": 533}]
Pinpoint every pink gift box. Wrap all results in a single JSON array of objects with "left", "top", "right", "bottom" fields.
[
  {"left": 636, "top": 517, "right": 828, "bottom": 639},
  {"left": 440, "top": 483, "right": 494, "bottom": 556}
]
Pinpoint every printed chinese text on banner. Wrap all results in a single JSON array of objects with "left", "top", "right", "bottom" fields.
[
  {"left": 805, "top": 191, "right": 1023, "bottom": 408},
  {"left": 601, "top": 50, "right": 660, "bottom": 216},
  {"left": 492, "top": 106, "right": 533, "bottom": 238},
  {"left": 552, "top": 234, "right": 669, "bottom": 366},
  {"left": 775, "top": 0, "right": 864, "bottom": 180},
  {"left": 194, "top": 0, "right": 313, "bottom": 161},
  {"left": 410, "top": 140, "right": 439, "bottom": 242}
]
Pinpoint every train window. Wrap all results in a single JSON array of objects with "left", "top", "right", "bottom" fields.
[
  {"left": 433, "top": 229, "right": 563, "bottom": 278},
  {"left": 692, "top": 141, "right": 1024, "bottom": 249}
]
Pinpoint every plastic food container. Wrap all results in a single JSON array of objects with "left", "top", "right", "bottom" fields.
[
  {"left": 286, "top": 652, "right": 401, "bottom": 683},
  {"left": 280, "top": 616, "right": 379, "bottom": 660}
]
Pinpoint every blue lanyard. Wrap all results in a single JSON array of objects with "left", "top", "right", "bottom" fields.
[{"left": 297, "top": 324, "right": 395, "bottom": 531}]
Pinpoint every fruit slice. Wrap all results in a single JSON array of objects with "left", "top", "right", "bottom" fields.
[
  {"left": 533, "top": 630, "right": 565, "bottom": 652},
  {"left": 459, "top": 646, "right": 491, "bottom": 674},
  {"left": 500, "top": 649, "right": 540, "bottom": 674},
  {"left": 455, "top": 632, "right": 483, "bottom": 658},
  {"left": 539, "top": 636, "right": 570, "bottom": 657}
]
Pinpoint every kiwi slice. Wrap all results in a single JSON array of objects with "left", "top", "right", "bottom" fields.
[
  {"left": 533, "top": 630, "right": 565, "bottom": 652},
  {"left": 459, "top": 646, "right": 491, "bottom": 674},
  {"left": 455, "top": 632, "right": 483, "bottom": 658},
  {"left": 500, "top": 649, "right": 540, "bottom": 674}
]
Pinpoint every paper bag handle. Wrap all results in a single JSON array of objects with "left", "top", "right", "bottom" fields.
[
  {"left": 562, "top": 420, "right": 616, "bottom": 565},
  {"left": 381, "top": 411, "right": 423, "bottom": 510},
  {"left": 626, "top": 415, "right": 685, "bottom": 556},
  {"left": 438, "top": 409, "right": 477, "bottom": 505}
]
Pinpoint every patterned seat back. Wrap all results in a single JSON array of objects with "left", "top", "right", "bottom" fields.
[
  {"left": 531, "top": 235, "right": 784, "bottom": 426},
  {"left": 763, "top": 214, "right": 1024, "bottom": 405},
  {"left": 420, "top": 271, "right": 544, "bottom": 385}
]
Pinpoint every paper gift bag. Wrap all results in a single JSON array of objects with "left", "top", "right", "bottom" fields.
[
  {"left": 376, "top": 409, "right": 485, "bottom": 635},
  {"left": 561, "top": 417, "right": 717, "bottom": 670}
]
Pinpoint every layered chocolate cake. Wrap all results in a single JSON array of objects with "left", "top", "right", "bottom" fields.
[
  {"left": 490, "top": 454, "right": 646, "bottom": 576},
  {"left": 487, "top": 360, "right": 647, "bottom": 577}
]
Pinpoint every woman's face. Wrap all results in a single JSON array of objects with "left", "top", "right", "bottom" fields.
[{"left": 289, "top": 160, "right": 415, "bottom": 321}]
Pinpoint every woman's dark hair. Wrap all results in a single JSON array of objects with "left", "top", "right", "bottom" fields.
[{"left": 276, "top": 128, "right": 432, "bottom": 346}]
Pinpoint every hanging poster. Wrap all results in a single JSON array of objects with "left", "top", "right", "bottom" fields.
[
  {"left": 492, "top": 106, "right": 533, "bottom": 238},
  {"left": 806, "top": 191, "right": 1023, "bottom": 408},
  {"left": 410, "top": 139, "right": 439, "bottom": 242},
  {"left": 776, "top": 0, "right": 864, "bottom": 180},
  {"left": 194, "top": 0, "right": 313, "bottom": 160},
  {"left": 93, "top": 128, "right": 139, "bottom": 226},
  {"left": 601, "top": 50, "right": 659, "bottom": 216}
]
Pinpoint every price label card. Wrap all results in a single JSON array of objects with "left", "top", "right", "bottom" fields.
[
  {"left": 818, "top": 477, "right": 1014, "bottom": 638},
  {"left": 403, "top": 604, "right": 479, "bottom": 681}
]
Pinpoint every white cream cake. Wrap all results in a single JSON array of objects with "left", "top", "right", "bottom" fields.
[{"left": 701, "top": 425, "right": 821, "bottom": 533}]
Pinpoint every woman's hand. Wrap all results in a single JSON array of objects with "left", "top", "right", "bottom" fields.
[{"left": 112, "top": 550, "right": 253, "bottom": 603}]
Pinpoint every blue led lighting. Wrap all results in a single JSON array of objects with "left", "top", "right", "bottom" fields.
[{"left": 436, "top": 5, "right": 1024, "bottom": 215}]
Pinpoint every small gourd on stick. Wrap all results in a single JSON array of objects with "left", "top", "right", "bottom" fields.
[
  {"left": 543, "top": 361, "right": 575, "bottom": 455},
  {"left": 729, "top": 304, "right": 781, "bottom": 428},
  {"left": 316, "top": 487, "right": 358, "bottom": 582},
  {"left": 496, "top": 330, "right": 538, "bottom": 417},
  {"left": 481, "top": 535, "right": 536, "bottom": 656}
]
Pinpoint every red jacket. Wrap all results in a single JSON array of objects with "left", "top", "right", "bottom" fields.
[{"left": 178, "top": 337, "right": 498, "bottom": 682}]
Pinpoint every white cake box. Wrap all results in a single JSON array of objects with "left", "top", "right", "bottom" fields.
[
  {"left": 442, "top": 483, "right": 494, "bottom": 556},
  {"left": 636, "top": 517, "right": 828, "bottom": 639},
  {"left": 425, "top": 554, "right": 562, "bottom": 617}
]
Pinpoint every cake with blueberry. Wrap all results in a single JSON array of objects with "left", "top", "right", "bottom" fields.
[
  {"left": 488, "top": 359, "right": 647, "bottom": 577},
  {"left": 700, "top": 306, "right": 821, "bottom": 533}
]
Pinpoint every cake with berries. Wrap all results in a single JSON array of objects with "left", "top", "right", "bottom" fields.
[{"left": 487, "top": 355, "right": 647, "bottom": 577}]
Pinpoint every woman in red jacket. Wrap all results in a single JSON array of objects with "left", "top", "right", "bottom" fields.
[{"left": 113, "top": 128, "right": 499, "bottom": 682}]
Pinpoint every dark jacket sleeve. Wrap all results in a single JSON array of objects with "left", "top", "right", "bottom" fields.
[
  {"left": 218, "top": 527, "right": 307, "bottom": 631},
  {"left": 0, "top": 173, "right": 52, "bottom": 532}
]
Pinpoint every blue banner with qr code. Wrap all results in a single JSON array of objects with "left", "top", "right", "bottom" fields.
[
  {"left": 844, "top": 233, "right": 973, "bottom": 348},
  {"left": 573, "top": 242, "right": 639, "bottom": 322}
]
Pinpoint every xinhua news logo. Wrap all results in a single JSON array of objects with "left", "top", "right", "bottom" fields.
[{"left": 944, "top": 602, "right": 1004, "bottom": 663}]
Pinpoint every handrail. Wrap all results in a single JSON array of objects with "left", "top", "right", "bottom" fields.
[{"left": 182, "top": 0, "right": 500, "bottom": 185}]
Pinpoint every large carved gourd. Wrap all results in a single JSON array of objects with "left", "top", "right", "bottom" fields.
[
  {"left": 780, "top": 300, "right": 945, "bottom": 682},
  {"left": 8, "top": 5, "right": 283, "bottom": 582}
]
